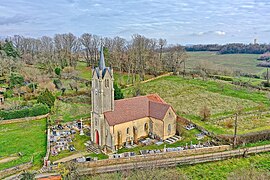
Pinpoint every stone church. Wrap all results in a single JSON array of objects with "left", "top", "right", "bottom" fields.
[{"left": 91, "top": 47, "right": 177, "bottom": 152}]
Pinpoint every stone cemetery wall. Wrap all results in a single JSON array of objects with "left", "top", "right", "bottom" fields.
[
  {"left": 217, "top": 130, "right": 270, "bottom": 145},
  {"left": 77, "top": 145, "right": 230, "bottom": 169},
  {"left": 43, "top": 127, "right": 51, "bottom": 166}
]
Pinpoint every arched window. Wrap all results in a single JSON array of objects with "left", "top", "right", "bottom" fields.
[
  {"left": 95, "top": 80, "right": 98, "bottom": 88},
  {"left": 127, "top": 127, "right": 129, "bottom": 134},
  {"left": 105, "top": 79, "right": 109, "bottom": 88},
  {"left": 144, "top": 123, "right": 148, "bottom": 131},
  {"left": 168, "top": 124, "right": 171, "bottom": 134}
]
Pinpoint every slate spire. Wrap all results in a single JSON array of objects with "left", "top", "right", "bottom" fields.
[{"left": 99, "top": 45, "right": 106, "bottom": 70}]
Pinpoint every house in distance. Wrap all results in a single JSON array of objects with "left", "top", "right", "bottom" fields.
[{"left": 91, "top": 47, "right": 177, "bottom": 152}]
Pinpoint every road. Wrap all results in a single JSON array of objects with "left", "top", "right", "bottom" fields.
[{"left": 79, "top": 145, "right": 270, "bottom": 175}]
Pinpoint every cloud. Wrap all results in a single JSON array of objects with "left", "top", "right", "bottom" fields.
[
  {"left": 0, "top": 14, "right": 28, "bottom": 26},
  {"left": 214, "top": 31, "right": 226, "bottom": 36},
  {"left": 0, "top": 0, "right": 270, "bottom": 44}
]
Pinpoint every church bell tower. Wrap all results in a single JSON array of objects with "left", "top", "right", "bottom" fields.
[{"left": 91, "top": 46, "right": 114, "bottom": 147}]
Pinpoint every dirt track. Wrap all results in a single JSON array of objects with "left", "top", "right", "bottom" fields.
[{"left": 0, "top": 156, "right": 19, "bottom": 164}]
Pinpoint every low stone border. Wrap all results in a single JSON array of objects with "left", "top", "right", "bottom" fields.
[{"left": 0, "top": 113, "right": 49, "bottom": 125}]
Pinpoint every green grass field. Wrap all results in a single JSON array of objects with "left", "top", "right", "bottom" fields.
[
  {"left": 186, "top": 51, "right": 264, "bottom": 75},
  {"left": 124, "top": 76, "right": 270, "bottom": 135},
  {"left": 0, "top": 119, "right": 47, "bottom": 170},
  {"left": 178, "top": 152, "right": 270, "bottom": 179},
  {"left": 50, "top": 100, "right": 91, "bottom": 124}
]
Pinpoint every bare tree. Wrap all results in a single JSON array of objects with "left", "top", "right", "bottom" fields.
[
  {"left": 233, "top": 105, "right": 243, "bottom": 148},
  {"left": 80, "top": 33, "right": 93, "bottom": 66},
  {"left": 159, "top": 38, "right": 167, "bottom": 64}
]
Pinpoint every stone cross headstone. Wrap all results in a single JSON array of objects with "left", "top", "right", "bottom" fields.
[{"left": 80, "top": 118, "right": 84, "bottom": 135}]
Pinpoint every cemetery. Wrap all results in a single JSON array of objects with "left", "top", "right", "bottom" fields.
[
  {"left": 48, "top": 119, "right": 91, "bottom": 162},
  {"left": 110, "top": 138, "right": 213, "bottom": 158}
]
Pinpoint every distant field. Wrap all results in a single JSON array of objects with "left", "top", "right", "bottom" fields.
[
  {"left": 186, "top": 51, "right": 264, "bottom": 75},
  {"left": 123, "top": 76, "right": 270, "bottom": 135},
  {"left": 0, "top": 119, "right": 47, "bottom": 170}
]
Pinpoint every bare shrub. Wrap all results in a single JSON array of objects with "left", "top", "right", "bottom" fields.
[
  {"left": 223, "top": 119, "right": 234, "bottom": 128},
  {"left": 82, "top": 167, "right": 187, "bottom": 180},
  {"left": 199, "top": 106, "right": 211, "bottom": 121},
  {"left": 227, "top": 167, "right": 270, "bottom": 180}
]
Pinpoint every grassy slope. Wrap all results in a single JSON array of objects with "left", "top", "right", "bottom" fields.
[
  {"left": 84, "top": 152, "right": 270, "bottom": 180},
  {"left": 186, "top": 51, "right": 264, "bottom": 75},
  {"left": 0, "top": 119, "right": 47, "bottom": 170},
  {"left": 123, "top": 76, "right": 270, "bottom": 135},
  {"left": 51, "top": 100, "right": 91, "bottom": 124},
  {"left": 178, "top": 152, "right": 270, "bottom": 180},
  {"left": 76, "top": 61, "right": 154, "bottom": 85}
]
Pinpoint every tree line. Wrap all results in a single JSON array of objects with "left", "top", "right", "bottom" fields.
[
  {"left": 0, "top": 33, "right": 187, "bottom": 84},
  {"left": 186, "top": 43, "right": 270, "bottom": 54}
]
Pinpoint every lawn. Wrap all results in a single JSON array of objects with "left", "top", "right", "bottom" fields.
[
  {"left": 123, "top": 76, "right": 270, "bottom": 135},
  {"left": 50, "top": 100, "right": 91, "bottom": 124},
  {"left": 186, "top": 51, "right": 264, "bottom": 75},
  {"left": 0, "top": 119, "right": 47, "bottom": 170}
]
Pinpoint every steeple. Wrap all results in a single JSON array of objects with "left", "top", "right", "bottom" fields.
[{"left": 99, "top": 45, "right": 106, "bottom": 70}]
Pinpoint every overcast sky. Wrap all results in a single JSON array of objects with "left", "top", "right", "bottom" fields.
[{"left": 0, "top": 0, "right": 270, "bottom": 44}]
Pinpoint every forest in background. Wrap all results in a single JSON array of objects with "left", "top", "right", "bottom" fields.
[{"left": 0, "top": 33, "right": 187, "bottom": 84}]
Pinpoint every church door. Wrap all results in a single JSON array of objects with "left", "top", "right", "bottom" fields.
[{"left": 95, "top": 130, "right": 99, "bottom": 145}]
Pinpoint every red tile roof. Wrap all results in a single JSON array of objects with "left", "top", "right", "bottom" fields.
[
  {"left": 37, "top": 175, "right": 62, "bottom": 180},
  {"left": 104, "top": 94, "right": 171, "bottom": 126}
]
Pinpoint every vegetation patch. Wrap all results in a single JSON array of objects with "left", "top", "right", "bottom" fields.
[
  {"left": 0, "top": 118, "right": 47, "bottom": 170},
  {"left": 124, "top": 76, "right": 270, "bottom": 135},
  {"left": 0, "top": 104, "right": 49, "bottom": 120},
  {"left": 177, "top": 152, "right": 270, "bottom": 180}
]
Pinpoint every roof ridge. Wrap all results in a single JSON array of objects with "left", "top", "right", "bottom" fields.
[
  {"left": 149, "top": 100, "right": 170, "bottom": 106},
  {"left": 115, "top": 95, "right": 148, "bottom": 102}
]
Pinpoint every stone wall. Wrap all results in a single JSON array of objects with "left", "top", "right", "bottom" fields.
[
  {"left": 113, "top": 117, "right": 150, "bottom": 147},
  {"left": 77, "top": 145, "right": 231, "bottom": 169},
  {"left": 217, "top": 130, "right": 270, "bottom": 145},
  {"left": 43, "top": 127, "right": 51, "bottom": 166},
  {"left": 0, "top": 113, "right": 49, "bottom": 125},
  {"left": 163, "top": 107, "right": 177, "bottom": 139}
]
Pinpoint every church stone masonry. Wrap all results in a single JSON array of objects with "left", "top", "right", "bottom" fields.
[{"left": 91, "top": 47, "right": 177, "bottom": 152}]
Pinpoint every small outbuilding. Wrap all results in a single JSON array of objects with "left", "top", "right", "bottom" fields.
[{"left": 0, "top": 88, "right": 5, "bottom": 105}]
